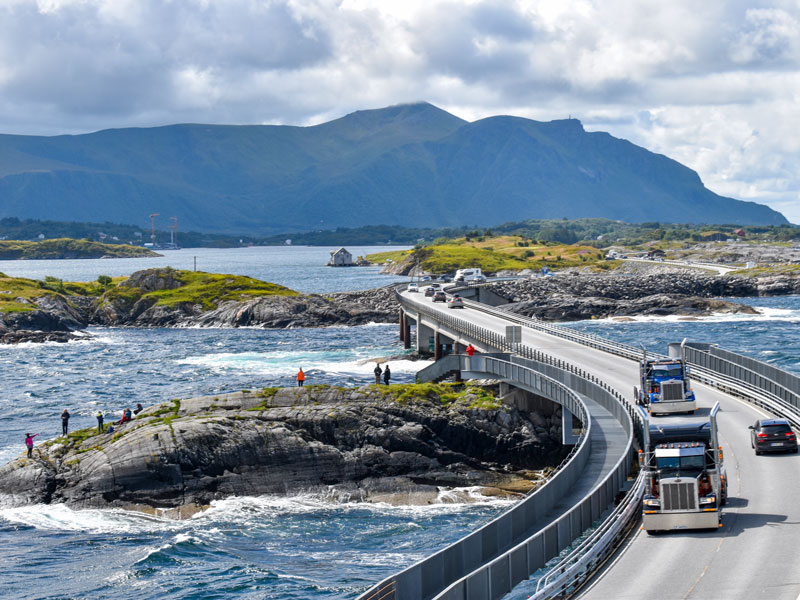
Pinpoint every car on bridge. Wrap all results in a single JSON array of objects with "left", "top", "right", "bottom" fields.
[
  {"left": 448, "top": 295, "right": 465, "bottom": 308},
  {"left": 424, "top": 286, "right": 436, "bottom": 297},
  {"left": 749, "top": 418, "right": 798, "bottom": 454},
  {"left": 432, "top": 291, "right": 447, "bottom": 302},
  {"left": 407, "top": 282, "right": 419, "bottom": 292}
]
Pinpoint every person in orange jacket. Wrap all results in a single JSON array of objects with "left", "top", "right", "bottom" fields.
[{"left": 296, "top": 368, "right": 305, "bottom": 387}]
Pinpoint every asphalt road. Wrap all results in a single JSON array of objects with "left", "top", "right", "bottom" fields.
[{"left": 402, "top": 290, "right": 800, "bottom": 600}]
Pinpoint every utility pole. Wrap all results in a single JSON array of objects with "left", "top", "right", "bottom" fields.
[{"left": 149, "top": 213, "right": 160, "bottom": 247}]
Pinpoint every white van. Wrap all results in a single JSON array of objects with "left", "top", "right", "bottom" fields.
[{"left": 454, "top": 268, "right": 485, "bottom": 282}]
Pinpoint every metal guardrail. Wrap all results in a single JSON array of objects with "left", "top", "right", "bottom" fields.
[
  {"left": 358, "top": 355, "right": 593, "bottom": 600},
  {"left": 369, "top": 292, "right": 643, "bottom": 600}
]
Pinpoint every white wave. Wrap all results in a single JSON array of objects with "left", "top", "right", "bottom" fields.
[
  {"left": 0, "top": 503, "right": 178, "bottom": 534},
  {"left": 195, "top": 488, "right": 515, "bottom": 524},
  {"left": 577, "top": 305, "right": 800, "bottom": 325},
  {"left": 176, "top": 349, "right": 428, "bottom": 377}
]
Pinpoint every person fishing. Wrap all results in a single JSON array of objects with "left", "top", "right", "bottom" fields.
[{"left": 61, "top": 409, "right": 70, "bottom": 436}]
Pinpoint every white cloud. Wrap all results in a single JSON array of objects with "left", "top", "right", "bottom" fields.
[{"left": 0, "top": 0, "right": 798, "bottom": 222}]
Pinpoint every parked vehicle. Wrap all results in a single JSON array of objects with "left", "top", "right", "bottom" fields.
[
  {"left": 750, "top": 419, "right": 798, "bottom": 454},
  {"left": 447, "top": 296, "right": 465, "bottom": 309},
  {"left": 424, "top": 286, "right": 435, "bottom": 297},
  {"left": 407, "top": 282, "right": 419, "bottom": 292},
  {"left": 432, "top": 291, "right": 447, "bottom": 302},
  {"left": 641, "top": 403, "right": 727, "bottom": 533},
  {"left": 637, "top": 343, "right": 696, "bottom": 415}
]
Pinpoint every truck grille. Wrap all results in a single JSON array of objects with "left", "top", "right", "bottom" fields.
[
  {"left": 661, "top": 479, "right": 698, "bottom": 511},
  {"left": 661, "top": 381, "right": 684, "bottom": 401}
]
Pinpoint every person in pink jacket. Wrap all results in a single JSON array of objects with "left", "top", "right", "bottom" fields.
[{"left": 25, "top": 433, "right": 38, "bottom": 458}]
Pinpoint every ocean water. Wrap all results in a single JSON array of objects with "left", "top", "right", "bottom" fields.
[
  {"left": 1, "top": 248, "right": 799, "bottom": 598},
  {"left": 0, "top": 245, "right": 411, "bottom": 293}
]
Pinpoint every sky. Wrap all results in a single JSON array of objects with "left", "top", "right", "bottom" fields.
[{"left": 0, "top": 0, "right": 798, "bottom": 224}]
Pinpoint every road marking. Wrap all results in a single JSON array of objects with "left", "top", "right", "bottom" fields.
[{"left": 682, "top": 420, "right": 742, "bottom": 599}]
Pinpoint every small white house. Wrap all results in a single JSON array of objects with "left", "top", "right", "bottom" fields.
[{"left": 328, "top": 247, "right": 354, "bottom": 266}]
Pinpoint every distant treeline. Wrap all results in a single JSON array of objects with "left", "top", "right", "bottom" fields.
[{"left": 1, "top": 216, "right": 798, "bottom": 249}]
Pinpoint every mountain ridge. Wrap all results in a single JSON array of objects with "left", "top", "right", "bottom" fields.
[{"left": 0, "top": 103, "right": 787, "bottom": 233}]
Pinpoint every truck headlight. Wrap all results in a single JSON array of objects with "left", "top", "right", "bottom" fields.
[
  {"left": 699, "top": 495, "right": 716, "bottom": 505},
  {"left": 643, "top": 498, "right": 661, "bottom": 507}
]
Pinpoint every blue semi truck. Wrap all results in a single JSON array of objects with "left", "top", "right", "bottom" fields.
[{"left": 637, "top": 342, "right": 696, "bottom": 415}]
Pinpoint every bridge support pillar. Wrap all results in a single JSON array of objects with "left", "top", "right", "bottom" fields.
[
  {"left": 403, "top": 314, "right": 411, "bottom": 349},
  {"left": 434, "top": 332, "right": 442, "bottom": 360},
  {"left": 562, "top": 407, "right": 580, "bottom": 445},
  {"left": 417, "top": 322, "right": 435, "bottom": 354},
  {"left": 398, "top": 309, "right": 405, "bottom": 342}
]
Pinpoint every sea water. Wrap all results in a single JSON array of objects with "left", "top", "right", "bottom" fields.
[{"left": 1, "top": 248, "right": 799, "bottom": 598}]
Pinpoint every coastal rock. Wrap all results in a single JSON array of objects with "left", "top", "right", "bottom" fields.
[
  {"left": 0, "top": 385, "right": 565, "bottom": 512},
  {"left": 489, "top": 272, "right": 778, "bottom": 321}
]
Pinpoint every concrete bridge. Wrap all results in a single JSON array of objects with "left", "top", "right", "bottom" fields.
[{"left": 362, "top": 285, "right": 800, "bottom": 600}]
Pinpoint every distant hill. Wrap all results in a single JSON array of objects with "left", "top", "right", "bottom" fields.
[{"left": 0, "top": 103, "right": 787, "bottom": 233}]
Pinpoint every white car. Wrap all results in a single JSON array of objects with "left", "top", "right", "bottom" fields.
[{"left": 407, "top": 282, "right": 419, "bottom": 292}]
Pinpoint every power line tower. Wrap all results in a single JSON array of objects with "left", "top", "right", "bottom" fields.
[
  {"left": 149, "top": 213, "right": 159, "bottom": 246},
  {"left": 168, "top": 216, "right": 178, "bottom": 247}
]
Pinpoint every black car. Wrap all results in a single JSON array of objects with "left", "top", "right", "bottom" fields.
[
  {"left": 749, "top": 418, "right": 798, "bottom": 454},
  {"left": 432, "top": 291, "right": 447, "bottom": 302},
  {"left": 424, "top": 286, "right": 435, "bottom": 297}
]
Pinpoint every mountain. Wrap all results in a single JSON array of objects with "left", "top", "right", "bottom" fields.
[{"left": 0, "top": 103, "right": 787, "bottom": 233}]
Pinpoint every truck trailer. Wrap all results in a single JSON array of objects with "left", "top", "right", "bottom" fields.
[{"left": 640, "top": 402, "right": 727, "bottom": 533}]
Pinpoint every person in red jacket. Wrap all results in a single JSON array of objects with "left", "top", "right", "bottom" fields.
[
  {"left": 296, "top": 368, "right": 306, "bottom": 387},
  {"left": 465, "top": 343, "right": 475, "bottom": 356}
]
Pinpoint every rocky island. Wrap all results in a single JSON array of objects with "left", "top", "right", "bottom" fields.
[
  {"left": 0, "top": 268, "right": 399, "bottom": 343},
  {"left": 0, "top": 384, "right": 565, "bottom": 516}
]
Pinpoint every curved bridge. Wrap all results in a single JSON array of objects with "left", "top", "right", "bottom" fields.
[{"left": 361, "top": 287, "right": 800, "bottom": 600}]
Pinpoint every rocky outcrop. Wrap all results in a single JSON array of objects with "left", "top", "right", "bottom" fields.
[
  {"left": 487, "top": 271, "right": 799, "bottom": 321},
  {"left": 1, "top": 270, "right": 402, "bottom": 343},
  {"left": 0, "top": 385, "right": 565, "bottom": 513}
]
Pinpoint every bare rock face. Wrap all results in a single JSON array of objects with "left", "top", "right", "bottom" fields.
[
  {"left": 0, "top": 386, "right": 565, "bottom": 513},
  {"left": 489, "top": 272, "right": 777, "bottom": 321}
]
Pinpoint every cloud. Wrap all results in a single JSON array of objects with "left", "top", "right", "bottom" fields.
[{"left": 0, "top": 0, "right": 798, "bottom": 222}]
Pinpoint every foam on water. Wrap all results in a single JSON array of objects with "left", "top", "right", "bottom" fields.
[
  {"left": 577, "top": 304, "right": 800, "bottom": 325},
  {"left": 0, "top": 503, "right": 178, "bottom": 534}
]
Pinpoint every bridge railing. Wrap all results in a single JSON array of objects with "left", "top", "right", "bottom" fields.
[
  {"left": 358, "top": 355, "right": 593, "bottom": 600},
  {"left": 384, "top": 293, "right": 644, "bottom": 600}
]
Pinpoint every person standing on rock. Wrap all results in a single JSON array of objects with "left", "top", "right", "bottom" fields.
[
  {"left": 25, "top": 433, "right": 38, "bottom": 458},
  {"left": 296, "top": 368, "right": 305, "bottom": 387},
  {"left": 374, "top": 363, "right": 382, "bottom": 384},
  {"left": 61, "top": 409, "right": 70, "bottom": 436},
  {"left": 383, "top": 364, "right": 391, "bottom": 385},
  {"left": 96, "top": 411, "right": 104, "bottom": 433}
]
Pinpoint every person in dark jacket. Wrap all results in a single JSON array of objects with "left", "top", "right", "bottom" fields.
[
  {"left": 373, "top": 363, "right": 382, "bottom": 384},
  {"left": 61, "top": 409, "right": 70, "bottom": 436},
  {"left": 133, "top": 403, "right": 144, "bottom": 415},
  {"left": 383, "top": 365, "right": 391, "bottom": 385},
  {"left": 96, "top": 411, "right": 104, "bottom": 434}
]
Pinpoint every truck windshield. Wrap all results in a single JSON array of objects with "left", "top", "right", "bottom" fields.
[
  {"left": 656, "top": 455, "right": 705, "bottom": 471},
  {"left": 654, "top": 366, "right": 683, "bottom": 378}
]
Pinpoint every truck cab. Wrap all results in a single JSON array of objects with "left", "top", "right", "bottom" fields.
[
  {"left": 641, "top": 409, "right": 727, "bottom": 533},
  {"left": 638, "top": 350, "right": 696, "bottom": 415}
]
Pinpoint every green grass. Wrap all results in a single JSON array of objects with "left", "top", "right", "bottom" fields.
[
  {"left": 107, "top": 269, "right": 299, "bottom": 311},
  {"left": 367, "top": 236, "right": 608, "bottom": 274},
  {"left": 379, "top": 382, "right": 502, "bottom": 409}
]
